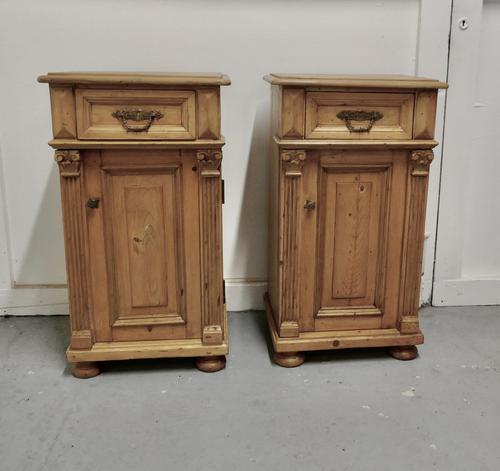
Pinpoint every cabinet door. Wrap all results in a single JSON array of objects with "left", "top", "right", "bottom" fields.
[
  {"left": 300, "top": 150, "right": 408, "bottom": 332},
  {"left": 85, "top": 149, "right": 201, "bottom": 342}
]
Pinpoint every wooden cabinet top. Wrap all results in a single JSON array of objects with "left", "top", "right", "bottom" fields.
[
  {"left": 38, "top": 72, "right": 231, "bottom": 87},
  {"left": 40, "top": 72, "right": 229, "bottom": 145},
  {"left": 264, "top": 73, "right": 447, "bottom": 89}
]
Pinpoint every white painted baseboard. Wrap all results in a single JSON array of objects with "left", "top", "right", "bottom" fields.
[
  {"left": 432, "top": 278, "right": 500, "bottom": 306},
  {"left": 0, "top": 278, "right": 268, "bottom": 316},
  {"left": 0, "top": 287, "right": 69, "bottom": 315},
  {"left": 225, "top": 278, "right": 267, "bottom": 311},
  {"left": 2, "top": 274, "right": 458, "bottom": 316}
]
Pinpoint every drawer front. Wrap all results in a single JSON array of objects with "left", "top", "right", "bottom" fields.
[
  {"left": 76, "top": 89, "right": 196, "bottom": 140},
  {"left": 305, "top": 92, "right": 414, "bottom": 140}
]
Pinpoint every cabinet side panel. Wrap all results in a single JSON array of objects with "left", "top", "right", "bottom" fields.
[
  {"left": 268, "top": 141, "right": 280, "bottom": 324},
  {"left": 271, "top": 85, "right": 282, "bottom": 139},
  {"left": 268, "top": 86, "right": 282, "bottom": 327}
]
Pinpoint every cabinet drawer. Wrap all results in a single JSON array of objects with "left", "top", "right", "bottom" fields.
[
  {"left": 76, "top": 89, "right": 196, "bottom": 140},
  {"left": 305, "top": 91, "right": 414, "bottom": 140}
]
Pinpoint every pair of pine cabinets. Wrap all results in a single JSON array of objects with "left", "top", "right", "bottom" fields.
[{"left": 38, "top": 72, "right": 447, "bottom": 377}]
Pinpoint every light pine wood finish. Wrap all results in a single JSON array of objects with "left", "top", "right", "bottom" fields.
[
  {"left": 48, "top": 139, "right": 225, "bottom": 150},
  {"left": 264, "top": 73, "right": 448, "bottom": 89},
  {"left": 40, "top": 72, "right": 230, "bottom": 377},
  {"left": 264, "top": 74, "right": 446, "bottom": 365},
  {"left": 76, "top": 89, "right": 196, "bottom": 140},
  {"left": 72, "top": 362, "right": 101, "bottom": 379},
  {"left": 273, "top": 351, "right": 305, "bottom": 368},
  {"left": 50, "top": 88, "right": 77, "bottom": 139},
  {"left": 195, "top": 356, "right": 226, "bottom": 372},
  {"left": 39, "top": 72, "right": 231, "bottom": 87},
  {"left": 305, "top": 91, "right": 414, "bottom": 140}
]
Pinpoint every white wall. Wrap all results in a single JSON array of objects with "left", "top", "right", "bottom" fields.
[
  {"left": 0, "top": 0, "right": 451, "bottom": 313},
  {"left": 433, "top": 0, "right": 500, "bottom": 306}
]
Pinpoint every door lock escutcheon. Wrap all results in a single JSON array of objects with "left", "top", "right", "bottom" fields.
[
  {"left": 86, "top": 197, "right": 100, "bottom": 209},
  {"left": 304, "top": 199, "right": 316, "bottom": 211}
]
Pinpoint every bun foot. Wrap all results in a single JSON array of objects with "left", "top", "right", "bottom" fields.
[
  {"left": 71, "top": 361, "right": 101, "bottom": 378},
  {"left": 273, "top": 351, "right": 305, "bottom": 368},
  {"left": 195, "top": 356, "right": 226, "bottom": 373},
  {"left": 389, "top": 345, "right": 418, "bottom": 361}
]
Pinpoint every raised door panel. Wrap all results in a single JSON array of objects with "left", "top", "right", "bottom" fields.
[
  {"left": 85, "top": 150, "right": 201, "bottom": 342},
  {"left": 319, "top": 170, "right": 385, "bottom": 311},
  {"left": 299, "top": 150, "right": 407, "bottom": 332},
  {"left": 107, "top": 171, "right": 181, "bottom": 322}
]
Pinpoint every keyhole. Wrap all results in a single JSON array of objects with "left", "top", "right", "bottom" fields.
[{"left": 458, "top": 17, "right": 469, "bottom": 30}]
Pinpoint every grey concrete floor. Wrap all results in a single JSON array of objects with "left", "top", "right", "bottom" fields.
[{"left": 1, "top": 307, "right": 500, "bottom": 471}]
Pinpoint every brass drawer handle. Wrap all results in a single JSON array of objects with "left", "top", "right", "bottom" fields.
[
  {"left": 336, "top": 110, "right": 383, "bottom": 133},
  {"left": 111, "top": 109, "right": 164, "bottom": 132}
]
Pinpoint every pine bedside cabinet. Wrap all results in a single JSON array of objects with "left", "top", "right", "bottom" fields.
[
  {"left": 263, "top": 74, "right": 447, "bottom": 367},
  {"left": 38, "top": 72, "right": 231, "bottom": 377}
]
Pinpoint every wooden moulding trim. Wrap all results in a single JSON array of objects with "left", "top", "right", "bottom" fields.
[
  {"left": 264, "top": 293, "right": 423, "bottom": 353},
  {"left": 279, "top": 151, "right": 305, "bottom": 338},
  {"left": 68, "top": 307, "right": 227, "bottom": 362},
  {"left": 263, "top": 74, "right": 448, "bottom": 89},
  {"left": 316, "top": 307, "right": 382, "bottom": 318},
  {"left": 38, "top": 72, "right": 231, "bottom": 86},
  {"left": 197, "top": 149, "right": 224, "bottom": 344},
  {"left": 49, "top": 139, "right": 225, "bottom": 149},
  {"left": 54, "top": 150, "right": 94, "bottom": 348},
  {"left": 274, "top": 136, "right": 438, "bottom": 149},
  {"left": 397, "top": 150, "right": 433, "bottom": 333},
  {"left": 67, "top": 339, "right": 229, "bottom": 362}
]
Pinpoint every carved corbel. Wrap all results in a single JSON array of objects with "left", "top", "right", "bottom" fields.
[
  {"left": 54, "top": 150, "right": 81, "bottom": 177},
  {"left": 410, "top": 150, "right": 434, "bottom": 177},
  {"left": 281, "top": 150, "right": 306, "bottom": 177},
  {"left": 196, "top": 149, "right": 222, "bottom": 177}
]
